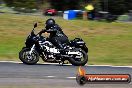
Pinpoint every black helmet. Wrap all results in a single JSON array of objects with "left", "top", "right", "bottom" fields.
[{"left": 45, "top": 18, "right": 55, "bottom": 26}]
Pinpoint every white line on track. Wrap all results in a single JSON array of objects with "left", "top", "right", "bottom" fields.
[
  {"left": 88, "top": 65, "right": 132, "bottom": 68},
  {"left": 45, "top": 76, "right": 76, "bottom": 79},
  {"left": 66, "top": 77, "right": 76, "bottom": 79},
  {"left": 46, "top": 76, "right": 56, "bottom": 78},
  {"left": 0, "top": 61, "right": 21, "bottom": 63},
  {"left": 0, "top": 61, "right": 132, "bottom": 68}
]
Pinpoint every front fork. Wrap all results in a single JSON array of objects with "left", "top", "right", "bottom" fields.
[{"left": 29, "top": 44, "right": 35, "bottom": 55}]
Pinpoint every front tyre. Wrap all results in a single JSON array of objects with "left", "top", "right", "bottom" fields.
[
  {"left": 69, "top": 50, "right": 88, "bottom": 66},
  {"left": 19, "top": 48, "right": 39, "bottom": 65}
]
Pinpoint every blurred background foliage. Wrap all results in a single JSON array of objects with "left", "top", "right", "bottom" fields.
[{"left": 1, "top": 0, "right": 132, "bottom": 15}]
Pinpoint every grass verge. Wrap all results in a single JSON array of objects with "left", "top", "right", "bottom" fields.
[{"left": 0, "top": 13, "right": 132, "bottom": 65}]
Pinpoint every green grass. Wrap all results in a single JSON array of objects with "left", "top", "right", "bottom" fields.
[{"left": 0, "top": 13, "right": 132, "bottom": 65}]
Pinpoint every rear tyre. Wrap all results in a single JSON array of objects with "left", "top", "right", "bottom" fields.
[
  {"left": 69, "top": 50, "right": 88, "bottom": 66},
  {"left": 19, "top": 48, "right": 39, "bottom": 65}
]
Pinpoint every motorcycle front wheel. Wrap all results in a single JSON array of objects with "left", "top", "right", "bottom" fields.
[
  {"left": 19, "top": 48, "right": 39, "bottom": 65},
  {"left": 68, "top": 50, "right": 88, "bottom": 66}
]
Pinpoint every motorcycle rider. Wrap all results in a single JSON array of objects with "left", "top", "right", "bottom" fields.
[{"left": 39, "top": 18, "right": 69, "bottom": 54}]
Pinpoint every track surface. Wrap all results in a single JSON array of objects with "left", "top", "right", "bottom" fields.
[{"left": 0, "top": 62, "right": 132, "bottom": 88}]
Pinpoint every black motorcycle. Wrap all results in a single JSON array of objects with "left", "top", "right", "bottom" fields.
[{"left": 19, "top": 23, "right": 88, "bottom": 66}]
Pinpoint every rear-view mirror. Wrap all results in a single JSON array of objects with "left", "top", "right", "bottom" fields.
[{"left": 34, "top": 23, "right": 37, "bottom": 28}]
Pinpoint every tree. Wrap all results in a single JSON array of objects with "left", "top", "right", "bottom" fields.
[
  {"left": 125, "top": 0, "right": 132, "bottom": 11},
  {"left": 3, "top": 0, "right": 38, "bottom": 9},
  {"left": 91, "top": 0, "right": 102, "bottom": 11},
  {"left": 108, "top": 0, "right": 127, "bottom": 15},
  {"left": 3, "top": 0, "right": 14, "bottom": 7},
  {"left": 100, "top": 0, "right": 128, "bottom": 15},
  {"left": 50, "top": 0, "right": 82, "bottom": 10}
]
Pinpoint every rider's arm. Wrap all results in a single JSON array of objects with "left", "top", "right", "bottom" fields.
[
  {"left": 39, "top": 27, "right": 57, "bottom": 35},
  {"left": 39, "top": 29, "right": 46, "bottom": 35},
  {"left": 39, "top": 24, "right": 59, "bottom": 35}
]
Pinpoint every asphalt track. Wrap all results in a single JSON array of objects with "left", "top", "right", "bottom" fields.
[{"left": 0, "top": 61, "right": 132, "bottom": 88}]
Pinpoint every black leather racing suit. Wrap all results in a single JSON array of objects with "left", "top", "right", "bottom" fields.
[{"left": 41, "top": 24, "right": 69, "bottom": 49}]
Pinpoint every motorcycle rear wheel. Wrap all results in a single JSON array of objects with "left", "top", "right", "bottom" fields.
[{"left": 19, "top": 48, "right": 39, "bottom": 65}]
